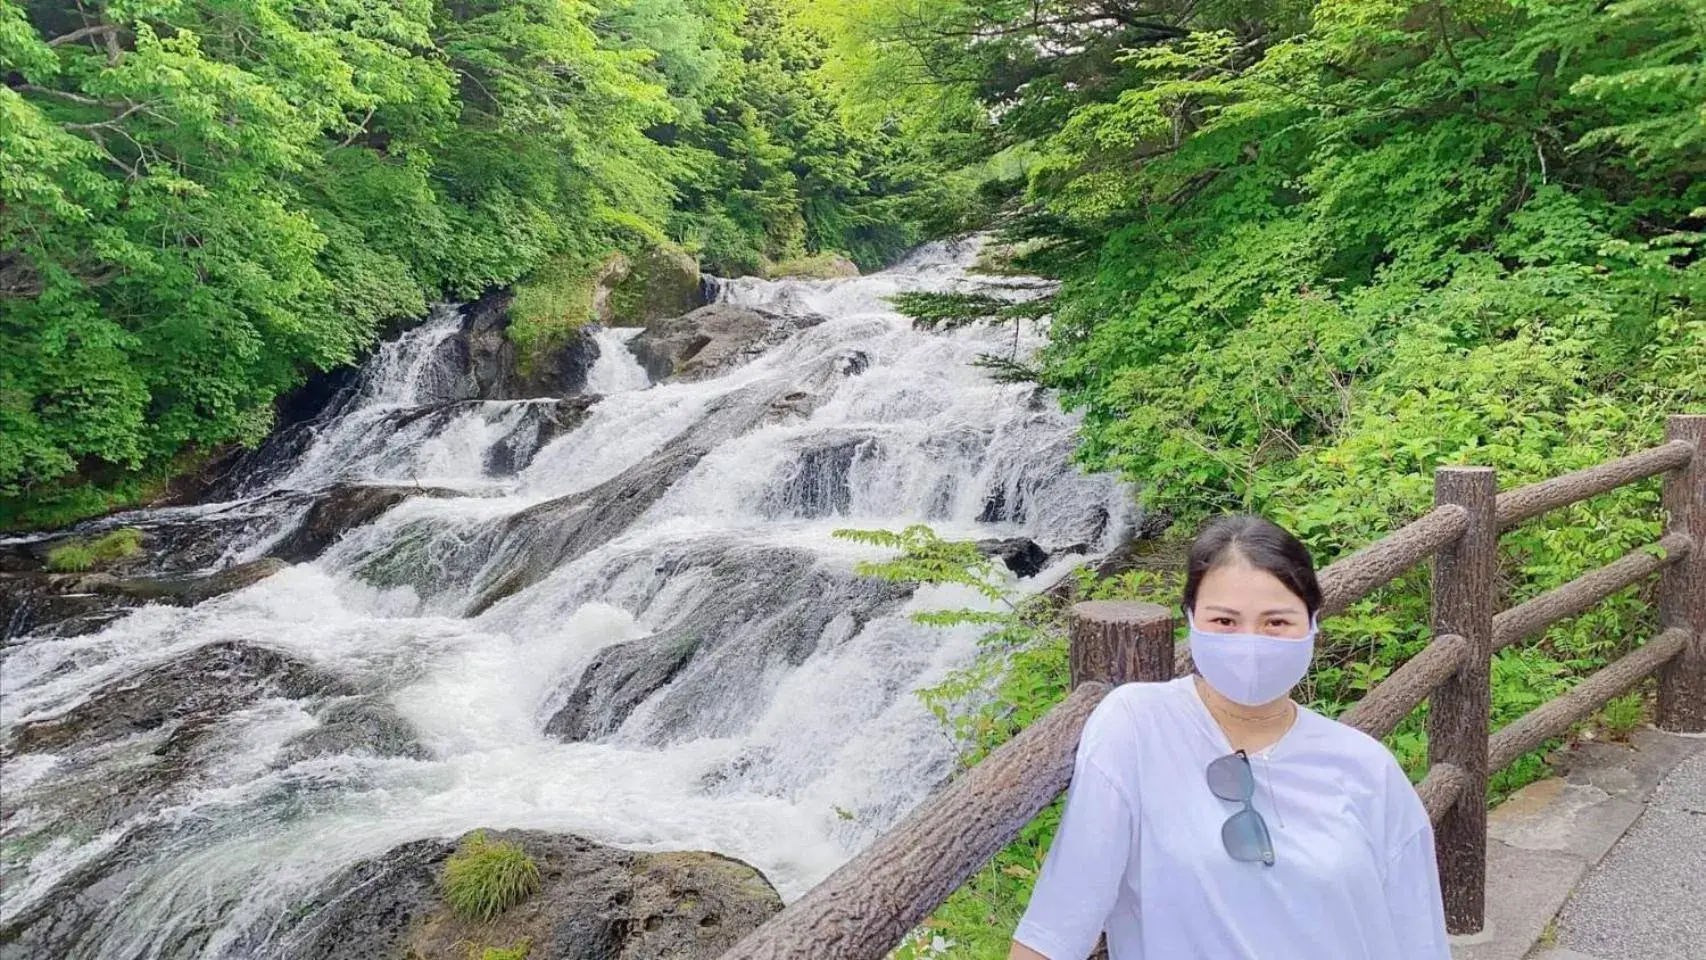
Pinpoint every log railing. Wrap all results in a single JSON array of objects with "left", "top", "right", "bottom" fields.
[{"left": 723, "top": 414, "right": 1704, "bottom": 956}]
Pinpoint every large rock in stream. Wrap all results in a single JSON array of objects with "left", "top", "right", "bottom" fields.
[
  {"left": 543, "top": 540, "right": 910, "bottom": 745},
  {"left": 268, "top": 829, "right": 781, "bottom": 960},
  {"left": 627, "top": 303, "right": 823, "bottom": 383},
  {"left": 268, "top": 483, "right": 463, "bottom": 563}
]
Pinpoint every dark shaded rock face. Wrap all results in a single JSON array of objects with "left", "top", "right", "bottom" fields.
[
  {"left": 265, "top": 830, "right": 781, "bottom": 960},
  {"left": 976, "top": 537, "right": 1051, "bottom": 579},
  {"left": 484, "top": 396, "right": 599, "bottom": 475},
  {"left": 269, "top": 484, "right": 461, "bottom": 563},
  {"left": 766, "top": 435, "right": 873, "bottom": 519},
  {"left": 628, "top": 304, "right": 824, "bottom": 384}
]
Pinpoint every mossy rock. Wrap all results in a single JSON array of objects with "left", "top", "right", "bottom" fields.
[
  {"left": 282, "top": 829, "right": 782, "bottom": 960},
  {"left": 509, "top": 253, "right": 626, "bottom": 378},
  {"left": 762, "top": 252, "right": 859, "bottom": 280},
  {"left": 603, "top": 242, "right": 705, "bottom": 327},
  {"left": 44, "top": 527, "right": 145, "bottom": 572}
]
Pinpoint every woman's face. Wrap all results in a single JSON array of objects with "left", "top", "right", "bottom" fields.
[{"left": 1191, "top": 560, "right": 1312, "bottom": 639}]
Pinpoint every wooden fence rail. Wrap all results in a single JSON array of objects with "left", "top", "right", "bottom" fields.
[{"left": 722, "top": 414, "right": 1703, "bottom": 958}]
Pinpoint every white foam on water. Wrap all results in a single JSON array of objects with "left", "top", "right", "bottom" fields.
[{"left": 0, "top": 237, "right": 1135, "bottom": 959}]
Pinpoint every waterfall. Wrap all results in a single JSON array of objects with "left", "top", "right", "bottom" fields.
[{"left": 0, "top": 237, "right": 1135, "bottom": 959}]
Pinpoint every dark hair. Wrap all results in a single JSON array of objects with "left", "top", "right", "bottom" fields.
[{"left": 1182, "top": 515, "right": 1322, "bottom": 618}]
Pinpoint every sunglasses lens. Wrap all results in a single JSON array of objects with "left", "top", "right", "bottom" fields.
[
  {"left": 1206, "top": 754, "right": 1254, "bottom": 801},
  {"left": 1221, "top": 808, "right": 1276, "bottom": 866},
  {"left": 1222, "top": 809, "right": 1274, "bottom": 865}
]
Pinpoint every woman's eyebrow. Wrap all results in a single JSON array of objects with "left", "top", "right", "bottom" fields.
[{"left": 1203, "top": 603, "right": 1304, "bottom": 616}]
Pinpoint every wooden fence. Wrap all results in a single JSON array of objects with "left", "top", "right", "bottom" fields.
[{"left": 723, "top": 414, "right": 1704, "bottom": 957}]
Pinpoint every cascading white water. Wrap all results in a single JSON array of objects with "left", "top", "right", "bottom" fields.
[
  {"left": 584, "top": 327, "right": 651, "bottom": 395},
  {"left": 0, "top": 237, "right": 1134, "bottom": 959}
]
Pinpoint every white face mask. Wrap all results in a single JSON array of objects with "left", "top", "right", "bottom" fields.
[{"left": 1186, "top": 612, "right": 1318, "bottom": 707}]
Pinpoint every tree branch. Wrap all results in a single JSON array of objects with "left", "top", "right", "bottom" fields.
[
  {"left": 13, "top": 84, "right": 128, "bottom": 108},
  {"left": 47, "top": 23, "right": 118, "bottom": 47},
  {"left": 62, "top": 101, "right": 148, "bottom": 130}
]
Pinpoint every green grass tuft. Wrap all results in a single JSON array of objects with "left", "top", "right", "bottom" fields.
[
  {"left": 45, "top": 528, "right": 145, "bottom": 572},
  {"left": 442, "top": 831, "right": 541, "bottom": 923},
  {"left": 45, "top": 542, "right": 99, "bottom": 572},
  {"left": 473, "top": 939, "right": 532, "bottom": 960}
]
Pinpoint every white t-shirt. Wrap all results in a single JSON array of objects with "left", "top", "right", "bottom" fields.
[{"left": 1013, "top": 676, "right": 1450, "bottom": 960}]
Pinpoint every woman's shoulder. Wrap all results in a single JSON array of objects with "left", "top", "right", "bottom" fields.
[{"left": 1078, "top": 677, "right": 1197, "bottom": 755}]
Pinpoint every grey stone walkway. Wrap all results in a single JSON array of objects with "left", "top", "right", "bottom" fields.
[
  {"left": 1541, "top": 748, "right": 1706, "bottom": 960},
  {"left": 1451, "top": 728, "right": 1705, "bottom": 960}
]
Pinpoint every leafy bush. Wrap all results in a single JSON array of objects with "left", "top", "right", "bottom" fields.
[
  {"left": 45, "top": 528, "right": 145, "bottom": 573},
  {"left": 442, "top": 832, "right": 541, "bottom": 924}
]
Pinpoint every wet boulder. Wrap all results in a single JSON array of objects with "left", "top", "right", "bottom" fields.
[
  {"left": 0, "top": 558, "right": 290, "bottom": 642},
  {"left": 543, "top": 636, "right": 698, "bottom": 742},
  {"left": 484, "top": 396, "right": 599, "bottom": 476},
  {"left": 627, "top": 304, "right": 824, "bottom": 383},
  {"left": 976, "top": 537, "right": 1051, "bottom": 579},
  {"left": 544, "top": 542, "right": 910, "bottom": 745},
  {"left": 7, "top": 640, "right": 350, "bottom": 755},
  {"left": 276, "top": 695, "right": 428, "bottom": 765},
  {"left": 271, "top": 829, "right": 781, "bottom": 960},
  {"left": 765, "top": 433, "right": 878, "bottom": 519},
  {"left": 269, "top": 484, "right": 460, "bottom": 563}
]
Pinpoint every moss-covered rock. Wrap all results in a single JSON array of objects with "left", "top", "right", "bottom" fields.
[
  {"left": 508, "top": 253, "right": 628, "bottom": 379},
  {"left": 282, "top": 829, "right": 782, "bottom": 960},
  {"left": 762, "top": 252, "right": 860, "bottom": 279},
  {"left": 603, "top": 242, "right": 705, "bottom": 327}
]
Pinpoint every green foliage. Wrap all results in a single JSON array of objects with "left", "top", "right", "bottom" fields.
[
  {"left": 45, "top": 527, "right": 144, "bottom": 572},
  {"left": 508, "top": 253, "right": 610, "bottom": 370},
  {"left": 442, "top": 831, "right": 541, "bottom": 924},
  {"left": 1595, "top": 691, "right": 1648, "bottom": 741},
  {"left": 2, "top": 0, "right": 947, "bottom": 530}
]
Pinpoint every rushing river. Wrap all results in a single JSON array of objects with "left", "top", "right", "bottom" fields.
[{"left": 0, "top": 238, "right": 1133, "bottom": 958}]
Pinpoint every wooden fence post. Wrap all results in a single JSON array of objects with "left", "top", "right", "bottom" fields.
[
  {"left": 1658, "top": 414, "right": 1706, "bottom": 733},
  {"left": 1069, "top": 600, "right": 1176, "bottom": 688},
  {"left": 1067, "top": 600, "right": 1174, "bottom": 960},
  {"left": 1426, "top": 466, "right": 1499, "bottom": 935}
]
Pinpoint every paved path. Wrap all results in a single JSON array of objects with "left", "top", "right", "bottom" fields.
[
  {"left": 1452, "top": 728, "right": 1704, "bottom": 960},
  {"left": 1539, "top": 748, "right": 1706, "bottom": 960}
]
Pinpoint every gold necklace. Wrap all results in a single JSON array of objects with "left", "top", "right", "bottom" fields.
[{"left": 1199, "top": 681, "right": 1296, "bottom": 753}]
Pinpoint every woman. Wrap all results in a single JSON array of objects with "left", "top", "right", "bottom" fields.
[{"left": 1010, "top": 515, "right": 1450, "bottom": 960}]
